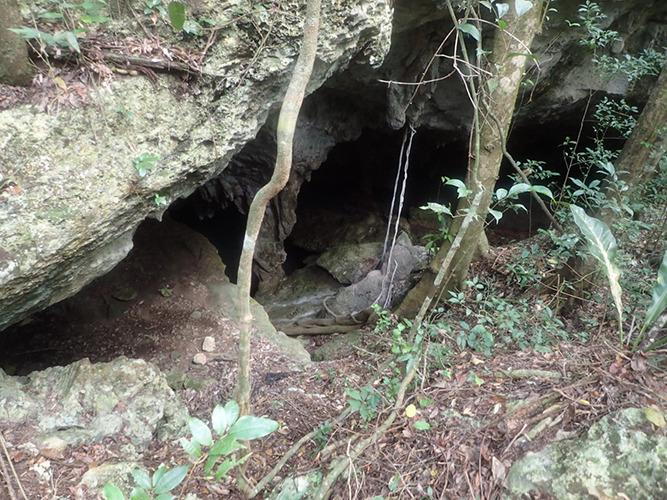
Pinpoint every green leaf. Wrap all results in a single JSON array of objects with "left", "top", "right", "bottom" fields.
[
  {"left": 129, "top": 488, "right": 150, "bottom": 500},
  {"left": 104, "top": 484, "right": 125, "bottom": 500},
  {"left": 154, "top": 494, "right": 176, "bottom": 500},
  {"left": 495, "top": 2, "right": 509, "bottom": 18},
  {"left": 212, "top": 401, "right": 239, "bottom": 435},
  {"left": 640, "top": 250, "right": 667, "bottom": 341},
  {"left": 228, "top": 415, "right": 279, "bottom": 440},
  {"left": 179, "top": 437, "right": 201, "bottom": 458},
  {"left": 413, "top": 420, "right": 431, "bottom": 431},
  {"left": 570, "top": 205, "right": 623, "bottom": 326},
  {"left": 457, "top": 23, "right": 481, "bottom": 42},
  {"left": 495, "top": 188, "right": 508, "bottom": 200},
  {"left": 445, "top": 178, "right": 471, "bottom": 198},
  {"left": 421, "top": 202, "right": 452, "bottom": 216},
  {"left": 498, "top": 19, "right": 507, "bottom": 30},
  {"left": 168, "top": 2, "right": 186, "bottom": 31},
  {"left": 152, "top": 465, "right": 167, "bottom": 488},
  {"left": 515, "top": 0, "right": 533, "bottom": 16},
  {"left": 209, "top": 434, "right": 245, "bottom": 456},
  {"left": 215, "top": 458, "right": 236, "bottom": 481},
  {"left": 530, "top": 185, "right": 554, "bottom": 199},
  {"left": 204, "top": 453, "right": 220, "bottom": 476},
  {"left": 480, "top": 1, "right": 494, "bottom": 12},
  {"left": 153, "top": 465, "right": 189, "bottom": 495},
  {"left": 488, "top": 208, "right": 503, "bottom": 223},
  {"left": 132, "top": 470, "right": 152, "bottom": 491},
  {"left": 40, "top": 12, "right": 64, "bottom": 19},
  {"left": 189, "top": 417, "right": 213, "bottom": 447}
]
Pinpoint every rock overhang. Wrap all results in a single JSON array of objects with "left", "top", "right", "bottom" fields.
[{"left": 0, "top": 0, "right": 393, "bottom": 331}]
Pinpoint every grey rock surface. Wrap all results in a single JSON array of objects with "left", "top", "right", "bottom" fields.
[
  {"left": 505, "top": 407, "right": 667, "bottom": 500},
  {"left": 0, "top": 0, "right": 393, "bottom": 331},
  {"left": 0, "top": 357, "right": 188, "bottom": 451}
]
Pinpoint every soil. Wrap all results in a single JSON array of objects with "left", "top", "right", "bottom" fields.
[{"left": 1, "top": 216, "right": 665, "bottom": 500}]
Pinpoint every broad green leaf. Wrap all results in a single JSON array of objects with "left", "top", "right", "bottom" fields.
[
  {"left": 152, "top": 465, "right": 167, "bottom": 488},
  {"left": 515, "top": 0, "right": 533, "bottom": 16},
  {"left": 421, "top": 202, "right": 452, "bottom": 216},
  {"left": 445, "top": 178, "right": 472, "bottom": 198},
  {"left": 179, "top": 437, "right": 202, "bottom": 458},
  {"left": 530, "top": 185, "right": 554, "bottom": 199},
  {"left": 505, "top": 183, "right": 553, "bottom": 200},
  {"left": 168, "top": 2, "right": 186, "bottom": 31},
  {"left": 495, "top": 188, "right": 508, "bottom": 200},
  {"left": 498, "top": 19, "right": 507, "bottom": 30},
  {"left": 570, "top": 205, "right": 623, "bottom": 324},
  {"left": 204, "top": 453, "right": 220, "bottom": 476},
  {"left": 132, "top": 470, "right": 152, "bottom": 491},
  {"left": 212, "top": 401, "right": 239, "bottom": 435},
  {"left": 154, "top": 495, "right": 176, "bottom": 500},
  {"left": 640, "top": 250, "right": 667, "bottom": 337},
  {"left": 103, "top": 484, "right": 125, "bottom": 500},
  {"left": 40, "top": 12, "right": 64, "bottom": 19},
  {"left": 495, "top": 2, "right": 509, "bottom": 18},
  {"left": 215, "top": 458, "right": 236, "bottom": 481},
  {"left": 189, "top": 417, "right": 213, "bottom": 446},
  {"left": 129, "top": 488, "right": 150, "bottom": 500},
  {"left": 488, "top": 208, "right": 503, "bottom": 223},
  {"left": 228, "top": 415, "right": 279, "bottom": 440},
  {"left": 209, "top": 434, "right": 245, "bottom": 456},
  {"left": 480, "top": 1, "right": 494, "bottom": 12},
  {"left": 60, "top": 31, "right": 81, "bottom": 53},
  {"left": 457, "top": 23, "right": 480, "bottom": 43},
  {"left": 153, "top": 465, "right": 189, "bottom": 495},
  {"left": 414, "top": 420, "right": 431, "bottom": 431}
]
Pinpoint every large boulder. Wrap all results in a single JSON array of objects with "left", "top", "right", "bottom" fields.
[
  {"left": 505, "top": 407, "right": 667, "bottom": 500},
  {"left": 0, "top": 357, "right": 188, "bottom": 452},
  {"left": 0, "top": 0, "right": 393, "bottom": 331}
]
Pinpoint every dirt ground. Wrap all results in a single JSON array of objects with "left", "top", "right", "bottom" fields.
[{"left": 1, "top": 217, "right": 665, "bottom": 500}]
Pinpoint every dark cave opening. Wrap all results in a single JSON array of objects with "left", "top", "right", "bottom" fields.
[
  {"left": 168, "top": 201, "right": 247, "bottom": 284},
  {"left": 0, "top": 99, "right": 616, "bottom": 376}
]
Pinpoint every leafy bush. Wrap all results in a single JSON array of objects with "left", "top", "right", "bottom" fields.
[{"left": 104, "top": 400, "right": 279, "bottom": 499}]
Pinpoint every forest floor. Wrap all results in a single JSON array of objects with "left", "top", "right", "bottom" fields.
[{"left": 1, "top": 221, "right": 666, "bottom": 500}]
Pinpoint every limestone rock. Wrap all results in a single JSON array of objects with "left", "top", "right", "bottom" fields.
[
  {"left": 0, "top": 0, "right": 393, "bottom": 331},
  {"left": 207, "top": 281, "right": 311, "bottom": 365},
  {"left": 504, "top": 407, "right": 667, "bottom": 500},
  {"left": 317, "top": 242, "right": 383, "bottom": 285},
  {"left": 312, "top": 330, "right": 364, "bottom": 361},
  {"left": 0, "top": 357, "right": 188, "bottom": 451},
  {"left": 326, "top": 244, "right": 429, "bottom": 315}
]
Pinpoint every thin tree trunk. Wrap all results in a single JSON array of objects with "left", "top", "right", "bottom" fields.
[
  {"left": 0, "top": 0, "right": 33, "bottom": 86},
  {"left": 235, "top": 0, "right": 322, "bottom": 417},
  {"left": 397, "top": 0, "right": 546, "bottom": 319}
]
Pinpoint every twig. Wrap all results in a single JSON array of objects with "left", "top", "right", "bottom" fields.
[
  {"left": 492, "top": 368, "right": 562, "bottom": 379},
  {"left": 0, "top": 432, "right": 27, "bottom": 500},
  {"left": 311, "top": 353, "right": 419, "bottom": 500},
  {"left": 248, "top": 409, "right": 352, "bottom": 498}
]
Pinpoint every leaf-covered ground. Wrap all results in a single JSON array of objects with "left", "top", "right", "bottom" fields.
[{"left": 1, "top": 218, "right": 665, "bottom": 500}]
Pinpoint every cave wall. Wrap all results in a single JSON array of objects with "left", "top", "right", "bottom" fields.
[
  {"left": 0, "top": 0, "right": 393, "bottom": 331},
  {"left": 1, "top": 0, "right": 665, "bottom": 327},
  {"left": 185, "top": 0, "right": 666, "bottom": 292}
]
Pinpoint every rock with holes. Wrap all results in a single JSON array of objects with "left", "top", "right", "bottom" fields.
[
  {"left": 0, "top": 357, "right": 188, "bottom": 452},
  {"left": 504, "top": 407, "right": 667, "bottom": 500}
]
